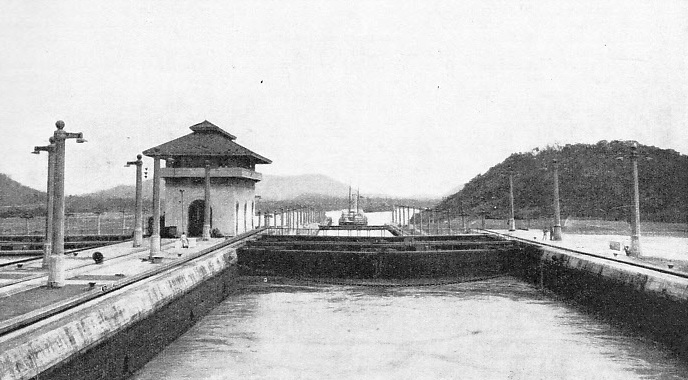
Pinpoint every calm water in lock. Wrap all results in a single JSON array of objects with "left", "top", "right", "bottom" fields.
[{"left": 132, "top": 277, "right": 688, "bottom": 380}]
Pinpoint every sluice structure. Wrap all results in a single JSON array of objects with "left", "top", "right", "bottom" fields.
[{"left": 239, "top": 233, "right": 514, "bottom": 281}]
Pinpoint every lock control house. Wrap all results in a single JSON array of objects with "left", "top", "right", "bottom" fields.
[{"left": 143, "top": 120, "right": 271, "bottom": 237}]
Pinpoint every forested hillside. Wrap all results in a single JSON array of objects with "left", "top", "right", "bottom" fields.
[{"left": 437, "top": 141, "right": 688, "bottom": 223}]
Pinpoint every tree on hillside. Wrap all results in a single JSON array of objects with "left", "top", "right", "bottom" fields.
[{"left": 438, "top": 141, "right": 688, "bottom": 223}]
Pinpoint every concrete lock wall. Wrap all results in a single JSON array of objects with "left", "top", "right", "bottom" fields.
[
  {"left": 506, "top": 243, "right": 688, "bottom": 357},
  {"left": 238, "top": 249, "right": 506, "bottom": 279},
  {"left": 0, "top": 247, "right": 238, "bottom": 380}
]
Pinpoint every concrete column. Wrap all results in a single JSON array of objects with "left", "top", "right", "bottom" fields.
[
  {"left": 629, "top": 144, "right": 642, "bottom": 257},
  {"left": 49, "top": 121, "right": 85, "bottom": 287},
  {"left": 202, "top": 161, "right": 211, "bottom": 240},
  {"left": 426, "top": 209, "right": 431, "bottom": 234},
  {"left": 33, "top": 138, "right": 55, "bottom": 269},
  {"left": 258, "top": 211, "right": 262, "bottom": 228},
  {"left": 447, "top": 210, "right": 452, "bottom": 235},
  {"left": 508, "top": 172, "right": 516, "bottom": 231},
  {"left": 434, "top": 209, "right": 438, "bottom": 234},
  {"left": 150, "top": 157, "right": 161, "bottom": 259},
  {"left": 552, "top": 159, "right": 563, "bottom": 241},
  {"left": 280, "top": 208, "right": 284, "bottom": 228}
]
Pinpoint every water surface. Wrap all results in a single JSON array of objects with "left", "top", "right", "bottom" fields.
[{"left": 132, "top": 277, "right": 688, "bottom": 379}]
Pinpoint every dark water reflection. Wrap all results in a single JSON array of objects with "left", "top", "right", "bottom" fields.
[{"left": 132, "top": 277, "right": 688, "bottom": 379}]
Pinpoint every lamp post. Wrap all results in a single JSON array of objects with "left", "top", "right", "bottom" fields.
[
  {"left": 179, "top": 189, "right": 185, "bottom": 237},
  {"left": 629, "top": 144, "right": 642, "bottom": 257},
  {"left": 508, "top": 169, "right": 516, "bottom": 231},
  {"left": 447, "top": 209, "right": 452, "bottom": 235},
  {"left": 150, "top": 156, "right": 162, "bottom": 260},
  {"left": 32, "top": 137, "right": 55, "bottom": 268},
  {"left": 125, "top": 154, "right": 144, "bottom": 247},
  {"left": 202, "top": 160, "right": 211, "bottom": 240},
  {"left": 426, "top": 208, "right": 431, "bottom": 234},
  {"left": 49, "top": 120, "right": 86, "bottom": 288},
  {"left": 552, "top": 159, "right": 563, "bottom": 241}
]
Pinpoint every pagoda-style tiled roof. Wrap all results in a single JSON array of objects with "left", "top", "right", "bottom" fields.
[{"left": 143, "top": 120, "right": 271, "bottom": 164}]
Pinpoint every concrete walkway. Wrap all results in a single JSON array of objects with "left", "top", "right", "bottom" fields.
[
  {"left": 492, "top": 229, "right": 688, "bottom": 267},
  {"left": 0, "top": 237, "right": 224, "bottom": 324}
]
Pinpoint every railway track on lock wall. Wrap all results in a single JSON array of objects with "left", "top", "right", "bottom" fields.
[
  {"left": 0, "top": 244, "right": 114, "bottom": 269},
  {"left": 0, "top": 228, "right": 266, "bottom": 338},
  {"left": 481, "top": 229, "right": 688, "bottom": 280}
]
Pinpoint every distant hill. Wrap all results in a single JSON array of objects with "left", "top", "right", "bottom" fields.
[
  {"left": 0, "top": 173, "right": 45, "bottom": 215},
  {"left": 255, "top": 174, "right": 351, "bottom": 201},
  {"left": 437, "top": 141, "right": 688, "bottom": 223},
  {"left": 92, "top": 181, "right": 155, "bottom": 200},
  {"left": 90, "top": 174, "right": 351, "bottom": 202}
]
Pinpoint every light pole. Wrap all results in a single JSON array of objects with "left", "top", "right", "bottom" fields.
[
  {"left": 49, "top": 120, "right": 86, "bottom": 288},
  {"left": 150, "top": 156, "right": 162, "bottom": 260},
  {"left": 629, "top": 144, "right": 642, "bottom": 257},
  {"left": 179, "top": 189, "right": 185, "bottom": 237},
  {"left": 32, "top": 137, "right": 55, "bottom": 268},
  {"left": 508, "top": 169, "right": 516, "bottom": 231},
  {"left": 552, "top": 159, "right": 563, "bottom": 241},
  {"left": 202, "top": 161, "right": 211, "bottom": 240},
  {"left": 125, "top": 154, "right": 144, "bottom": 247}
]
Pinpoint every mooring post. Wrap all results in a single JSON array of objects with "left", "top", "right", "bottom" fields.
[
  {"left": 49, "top": 121, "right": 86, "bottom": 287},
  {"left": 125, "top": 154, "right": 144, "bottom": 247},
  {"left": 629, "top": 144, "right": 642, "bottom": 257},
  {"left": 33, "top": 138, "right": 55, "bottom": 268},
  {"left": 552, "top": 159, "right": 563, "bottom": 241}
]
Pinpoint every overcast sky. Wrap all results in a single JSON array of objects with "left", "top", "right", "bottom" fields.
[{"left": 1, "top": 0, "right": 686, "bottom": 198}]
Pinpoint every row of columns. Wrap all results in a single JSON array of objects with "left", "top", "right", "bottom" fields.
[
  {"left": 255, "top": 208, "right": 326, "bottom": 229},
  {"left": 393, "top": 205, "right": 470, "bottom": 235}
]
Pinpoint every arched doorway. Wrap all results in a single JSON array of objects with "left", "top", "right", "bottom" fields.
[{"left": 188, "top": 200, "right": 212, "bottom": 237}]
